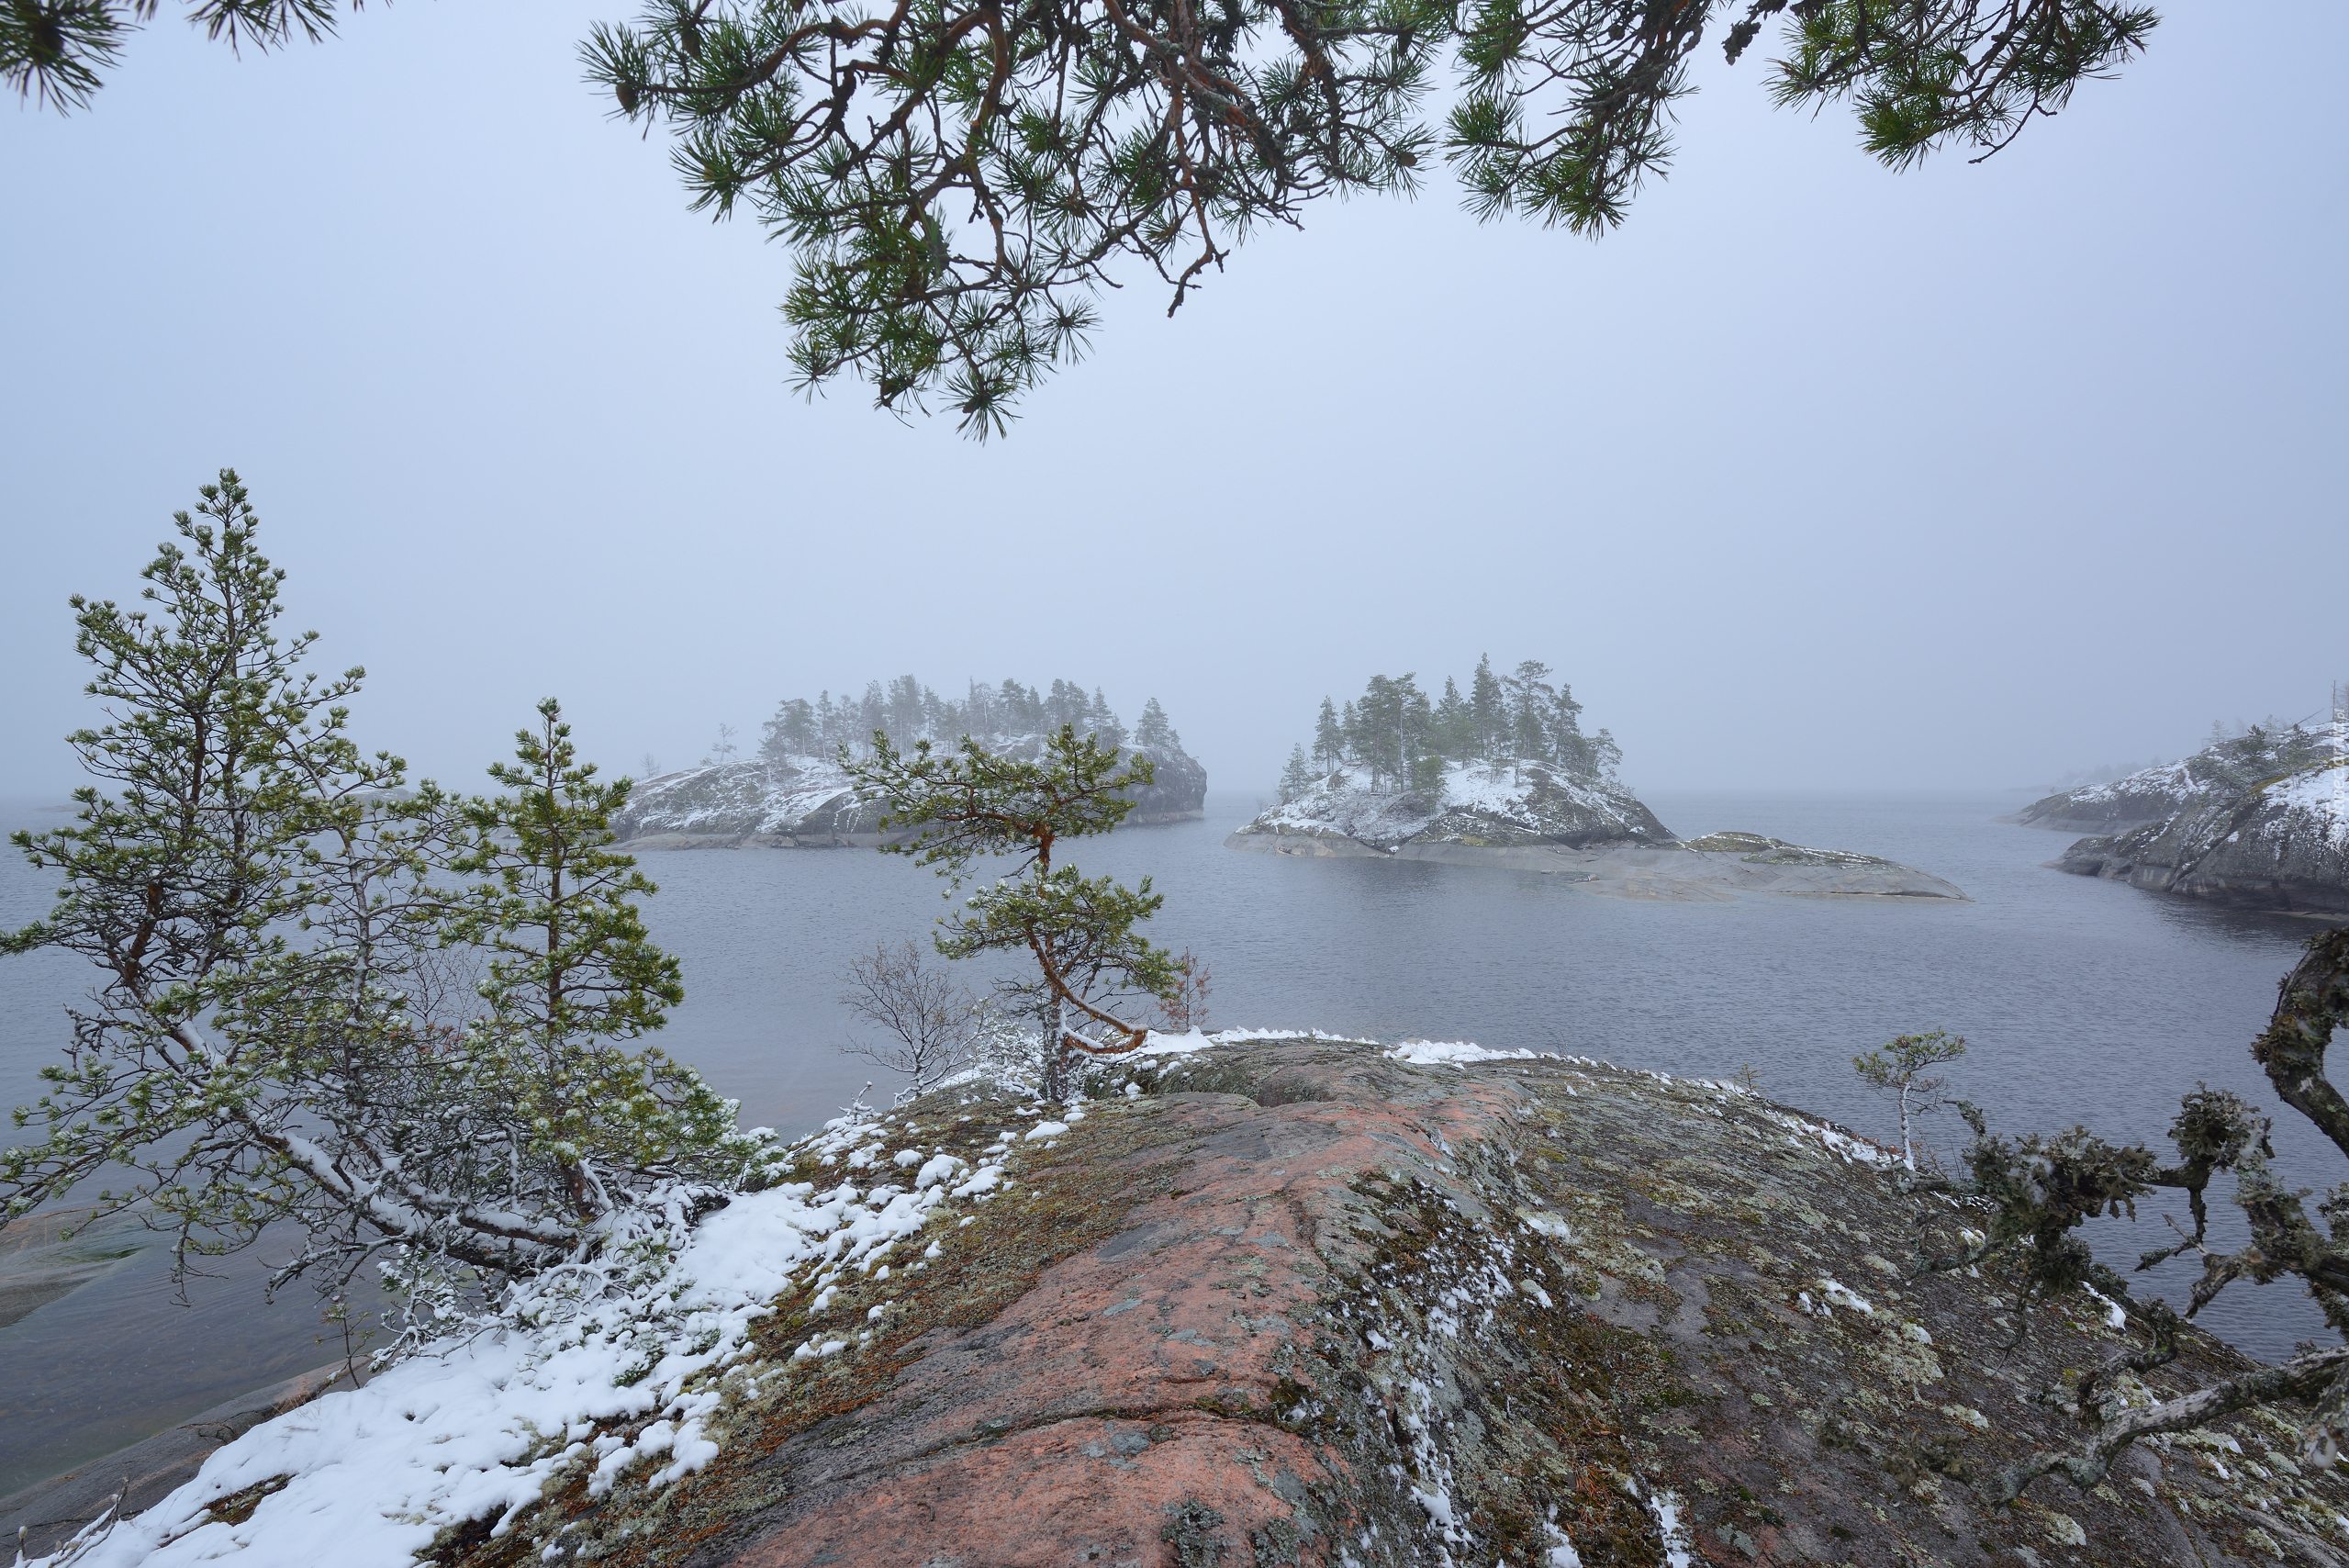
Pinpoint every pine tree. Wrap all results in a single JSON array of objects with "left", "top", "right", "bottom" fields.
[
  {"left": 1, "top": 476, "right": 763, "bottom": 1313},
  {"left": 576, "top": 0, "right": 2161, "bottom": 434},
  {"left": 1279, "top": 744, "right": 1316, "bottom": 803},
  {"left": 448, "top": 699, "right": 697, "bottom": 1218},
  {"left": 1434, "top": 677, "right": 1471, "bottom": 761},
  {"left": 844, "top": 728, "right": 1179, "bottom": 1099},
  {"left": 1313, "top": 698, "right": 1344, "bottom": 767},
  {"left": 1134, "top": 698, "right": 1178, "bottom": 752},
  {"left": 761, "top": 697, "right": 816, "bottom": 761},
  {"left": 1471, "top": 655, "right": 1505, "bottom": 762},
  {"left": 1091, "top": 688, "right": 1129, "bottom": 749}
]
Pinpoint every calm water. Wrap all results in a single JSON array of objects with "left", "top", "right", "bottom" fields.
[{"left": 0, "top": 790, "right": 2335, "bottom": 1495}]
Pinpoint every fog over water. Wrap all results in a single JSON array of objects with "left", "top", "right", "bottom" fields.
[
  {"left": 2, "top": 2, "right": 2343, "bottom": 801},
  {"left": 0, "top": 790, "right": 2332, "bottom": 1493},
  {"left": 3, "top": 0, "right": 2343, "bottom": 1517}
]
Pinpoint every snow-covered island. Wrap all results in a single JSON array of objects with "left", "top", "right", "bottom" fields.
[
  {"left": 2019, "top": 715, "right": 2349, "bottom": 915},
  {"left": 1231, "top": 759, "right": 1967, "bottom": 902},
  {"left": 612, "top": 736, "right": 1204, "bottom": 849},
  {"left": 1237, "top": 659, "right": 1963, "bottom": 901},
  {"left": 613, "top": 681, "right": 1205, "bottom": 848}
]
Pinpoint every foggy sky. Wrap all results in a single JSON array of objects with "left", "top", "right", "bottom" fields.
[{"left": 3, "top": 0, "right": 2341, "bottom": 802}]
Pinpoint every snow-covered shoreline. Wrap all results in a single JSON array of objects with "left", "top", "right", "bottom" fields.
[
  {"left": 21, "top": 1102, "right": 1043, "bottom": 1568},
  {"left": 1230, "top": 761, "right": 1965, "bottom": 901},
  {"left": 610, "top": 737, "right": 1206, "bottom": 848}
]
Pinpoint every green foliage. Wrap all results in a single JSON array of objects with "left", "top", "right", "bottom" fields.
[
  {"left": 586, "top": 0, "right": 2160, "bottom": 430},
  {"left": 6, "top": 0, "right": 369, "bottom": 112},
  {"left": 1296, "top": 654, "right": 1618, "bottom": 790},
  {"left": 1851, "top": 1028, "right": 1966, "bottom": 1170},
  {"left": 844, "top": 727, "right": 1180, "bottom": 1074},
  {"left": 2, "top": 475, "right": 765, "bottom": 1316},
  {"left": 1278, "top": 745, "right": 1317, "bottom": 803}
]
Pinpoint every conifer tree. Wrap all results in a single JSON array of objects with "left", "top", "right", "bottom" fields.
[
  {"left": 1, "top": 476, "right": 761, "bottom": 1315},
  {"left": 1471, "top": 655, "right": 1506, "bottom": 761},
  {"left": 1134, "top": 698, "right": 1179, "bottom": 752},
  {"left": 1279, "top": 745, "right": 1316, "bottom": 803},
  {"left": 844, "top": 728, "right": 1179, "bottom": 1099},
  {"left": 577, "top": 0, "right": 2163, "bottom": 432},
  {"left": 1313, "top": 699, "right": 1345, "bottom": 767}
]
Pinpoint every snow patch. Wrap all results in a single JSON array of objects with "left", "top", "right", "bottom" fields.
[{"left": 31, "top": 1114, "right": 1017, "bottom": 1568}]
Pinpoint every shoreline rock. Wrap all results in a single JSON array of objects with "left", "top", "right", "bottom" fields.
[
  {"left": 1230, "top": 763, "right": 1964, "bottom": 901},
  {"left": 2028, "top": 722, "right": 2349, "bottom": 916},
  {"left": 424, "top": 1037, "right": 2322, "bottom": 1566},
  {"left": 1227, "top": 829, "right": 1967, "bottom": 901},
  {"left": 610, "top": 739, "right": 1206, "bottom": 849}
]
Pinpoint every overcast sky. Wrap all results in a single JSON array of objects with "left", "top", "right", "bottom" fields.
[{"left": 3, "top": 1, "right": 2341, "bottom": 801}]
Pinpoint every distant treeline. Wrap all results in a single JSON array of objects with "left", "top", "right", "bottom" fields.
[
  {"left": 1283, "top": 657, "right": 1618, "bottom": 798},
  {"left": 743, "top": 678, "right": 1181, "bottom": 763}
]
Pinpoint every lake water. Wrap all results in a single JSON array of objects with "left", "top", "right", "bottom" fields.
[{"left": 1, "top": 789, "right": 2336, "bottom": 1496}]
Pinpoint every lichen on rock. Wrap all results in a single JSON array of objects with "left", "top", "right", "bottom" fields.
[{"left": 426, "top": 1039, "right": 2339, "bottom": 1567}]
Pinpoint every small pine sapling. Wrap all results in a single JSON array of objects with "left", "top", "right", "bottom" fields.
[
  {"left": 1851, "top": 1029, "right": 1966, "bottom": 1171},
  {"left": 1158, "top": 949, "right": 1211, "bottom": 1034},
  {"left": 844, "top": 727, "right": 1180, "bottom": 1099}
]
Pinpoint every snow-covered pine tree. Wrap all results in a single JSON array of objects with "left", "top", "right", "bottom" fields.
[
  {"left": 1279, "top": 745, "right": 1315, "bottom": 802},
  {"left": 1134, "top": 698, "right": 1178, "bottom": 752},
  {"left": 1, "top": 476, "right": 766, "bottom": 1327}
]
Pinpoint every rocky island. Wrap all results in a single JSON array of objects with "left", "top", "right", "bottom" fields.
[
  {"left": 34, "top": 1034, "right": 2340, "bottom": 1568},
  {"left": 2018, "top": 716, "right": 2348, "bottom": 915},
  {"left": 1235, "top": 661, "right": 1963, "bottom": 901},
  {"left": 613, "top": 679, "right": 1205, "bottom": 848}
]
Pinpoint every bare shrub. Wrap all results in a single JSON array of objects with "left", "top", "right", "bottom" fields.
[{"left": 837, "top": 940, "right": 981, "bottom": 1103}]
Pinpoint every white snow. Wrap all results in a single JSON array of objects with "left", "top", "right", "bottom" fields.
[
  {"left": 2265, "top": 755, "right": 2349, "bottom": 851},
  {"left": 1643, "top": 1489, "right": 1695, "bottom": 1568},
  {"left": 1817, "top": 1278, "right": 1874, "bottom": 1315},
  {"left": 29, "top": 1111, "right": 1010, "bottom": 1568},
  {"left": 1240, "top": 757, "right": 1654, "bottom": 850},
  {"left": 1384, "top": 1039, "right": 1547, "bottom": 1067},
  {"left": 2083, "top": 1282, "right": 2129, "bottom": 1330}
]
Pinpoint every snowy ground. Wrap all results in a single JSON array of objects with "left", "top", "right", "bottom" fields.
[
  {"left": 29, "top": 1028, "right": 1903, "bottom": 1568},
  {"left": 30, "top": 1105, "right": 1041, "bottom": 1568}
]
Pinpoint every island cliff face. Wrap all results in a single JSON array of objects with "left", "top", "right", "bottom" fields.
[
  {"left": 434, "top": 1038, "right": 2335, "bottom": 1568},
  {"left": 2024, "top": 722, "right": 2349, "bottom": 916},
  {"left": 610, "top": 739, "right": 1207, "bottom": 848},
  {"left": 1229, "top": 763, "right": 1965, "bottom": 901}
]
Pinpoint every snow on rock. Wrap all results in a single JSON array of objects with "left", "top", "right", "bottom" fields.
[
  {"left": 1232, "top": 757, "right": 1671, "bottom": 854},
  {"left": 30, "top": 1111, "right": 1012, "bottom": 1568},
  {"left": 1385, "top": 1039, "right": 1544, "bottom": 1067},
  {"left": 2052, "top": 718, "right": 2349, "bottom": 915},
  {"left": 612, "top": 736, "right": 1205, "bottom": 847},
  {"left": 1228, "top": 762, "right": 1965, "bottom": 901}
]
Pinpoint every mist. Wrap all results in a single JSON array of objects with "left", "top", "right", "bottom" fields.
[{"left": 3, "top": 0, "right": 2341, "bottom": 801}]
